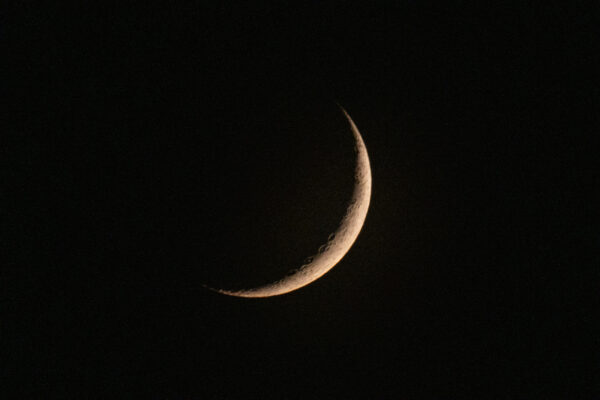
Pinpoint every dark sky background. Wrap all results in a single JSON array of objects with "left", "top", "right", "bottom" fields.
[{"left": 4, "top": 2, "right": 599, "bottom": 399}]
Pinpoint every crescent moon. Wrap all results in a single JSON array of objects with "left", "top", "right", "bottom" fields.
[{"left": 207, "top": 106, "right": 372, "bottom": 298}]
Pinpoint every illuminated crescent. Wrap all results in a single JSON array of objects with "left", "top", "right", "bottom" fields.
[{"left": 207, "top": 106, "right": 371, "bottom": 298}]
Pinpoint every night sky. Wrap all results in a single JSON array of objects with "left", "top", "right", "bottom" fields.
[{"left": 4, "top": 2, "right": 599, "bottom": 398}]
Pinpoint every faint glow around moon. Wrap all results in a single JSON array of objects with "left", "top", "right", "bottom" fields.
[{"left": 207, "top": 106, "right": 372, "bottom": 298}]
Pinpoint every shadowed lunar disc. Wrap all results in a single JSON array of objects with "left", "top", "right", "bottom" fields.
[{"left": 206, "top": 106, "right": 371, "bottom": 298}]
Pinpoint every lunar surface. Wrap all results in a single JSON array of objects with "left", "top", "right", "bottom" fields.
[{"left": 207, "top": 106, "right": 371, "bottom": 298}]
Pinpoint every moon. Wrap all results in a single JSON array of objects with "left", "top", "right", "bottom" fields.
[{"left": 207, "top": 106, "right": 372, "bottom": 298}]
